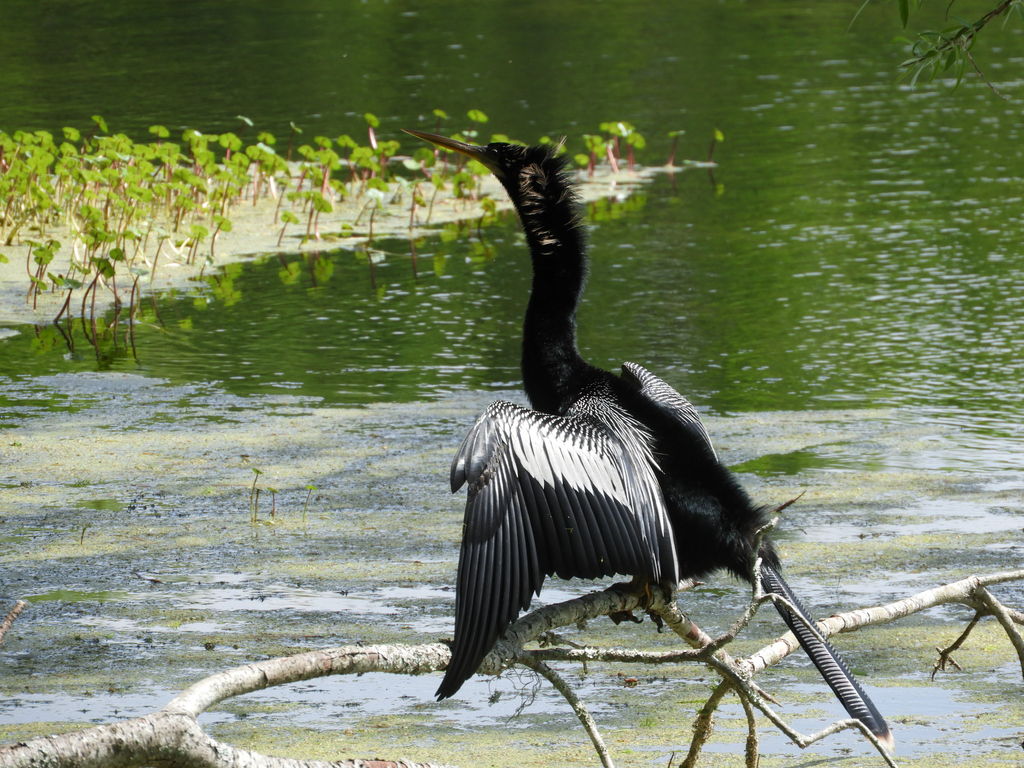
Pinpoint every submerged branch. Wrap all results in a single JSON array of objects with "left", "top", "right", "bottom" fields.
[
  {"left": 521, "top": 657, "right": 615, "bottom": 768},
  {"left": 679, "top": 679, "right": 733, "bottom": 768},
  {"left": 932, "top": 612, "right": 980, "bottom": 679},
  {"left": 0, "top": 601, "right": 27, "bottom": 646}
]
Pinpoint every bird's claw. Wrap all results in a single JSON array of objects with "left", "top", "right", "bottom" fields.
[{"left": 608, "top": 610, "right": 643, "bottom": 625}]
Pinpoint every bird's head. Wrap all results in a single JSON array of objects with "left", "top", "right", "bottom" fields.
[{"left": 403, "top": 129, "right": 564, "bottom": 201}]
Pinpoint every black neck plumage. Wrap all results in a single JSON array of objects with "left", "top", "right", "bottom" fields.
[{"left": 511, "top": 160, "right": 593, "bottom": 414}]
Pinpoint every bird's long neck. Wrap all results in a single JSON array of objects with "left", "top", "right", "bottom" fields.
[{"left": 514, "top": 174, "right": 591, "bottom": 414}]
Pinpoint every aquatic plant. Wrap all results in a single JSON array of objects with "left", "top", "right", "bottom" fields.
[
  {"left": 301, "top": 484, "right": 317, "bottom": 523},
  {"left": 248, "top": 467, "right": 262, "bottom": 523},
  {"left": 1, "top": 111, "right": 676, "bottom": 350},
  {"left": 599, "top": 120, "right": 645, "bottom": 171},
  {"left": 665, "top": 128, "right": 686, "bottom": 166}
]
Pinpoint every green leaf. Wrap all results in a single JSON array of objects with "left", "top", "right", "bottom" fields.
[
  {"left": 467, "top": 109, "right": 489, "bottom": 124},
  {"left": 432, "top": 108, "right": 449, "bottom": 120},
  {"left": 0, "top": 254, "right": 8, "bottom": 265},
  {"left": 713, "top": 129, "right": 725, "bottom": 143},
  {"left": 95, "top": 258, "right": 115, "bottom": 279},
  {"left": 218, "top": 132, "right": 243, "bottom": 152},
  {"left": 91, "top": 114, "right": 109, "bottom": 134},
  {"left": 62, "top": 126, "right": 81, "bottom": 142},
  {"left": 412, "top": 147, "right": 436, "bottom": 166},
  {"left": 364, "top": 112, "right": 380, "bottom": 128},
  {"left": 310, "top": 192, "right": 333, "bottom": 213},
  {"left": 149, "top": 124, "right": 170, "bottom": 139},
  {"left": 899, "top": 0, "right": 909, "bottom": 27}
]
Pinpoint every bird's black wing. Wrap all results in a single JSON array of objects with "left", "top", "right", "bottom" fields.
[
  {"left": 621, "top": 361, "right": 717, "bottom": 459},
  {"left": 438, "top": 397, "right": 679, "bottom": 699}
]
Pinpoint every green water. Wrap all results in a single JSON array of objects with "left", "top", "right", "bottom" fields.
[
  {"left": 1, "top": 2, "right": 1022, "bottom": 432},
  {"left": 1, "top": 1, "right": 1023, "bottom": 765}
]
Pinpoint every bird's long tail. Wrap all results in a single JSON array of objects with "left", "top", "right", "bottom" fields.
[{"left": 759, "top": 561, "right": 894, "bottom": 750}]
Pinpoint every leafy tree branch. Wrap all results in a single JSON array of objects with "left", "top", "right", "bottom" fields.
[{"left": 857, "top": 0, "right": 1023, "bottom": 92}]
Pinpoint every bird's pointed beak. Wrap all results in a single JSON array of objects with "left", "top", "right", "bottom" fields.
[{"left": 402, "top": 129, "right": 503, "bottom": 177}]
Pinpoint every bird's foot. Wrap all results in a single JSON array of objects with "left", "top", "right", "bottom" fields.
[
  {"left": 608, "top": 610, "right": 643, "bottom": 625},
  {"left": 647, "top": 610, "right": 666, "bottom": 632},
  {"left": 609, "top": 577, "right": 656, "bottom": 625}
]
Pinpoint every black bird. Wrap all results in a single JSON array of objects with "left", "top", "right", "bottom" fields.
[{"left": 405, "top": 129, "right": 892, "bottom": 749}]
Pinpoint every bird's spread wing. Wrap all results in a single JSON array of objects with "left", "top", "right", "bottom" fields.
[
  {"left": 438, "top": 397, "right": 678, "bottom": 699},
  {"left": 621, "top": 362, "right": 717, "bottom": 459}
]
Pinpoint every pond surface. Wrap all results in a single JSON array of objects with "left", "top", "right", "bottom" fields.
[
  {"left": 1, "top": 2, "right": 1023, "bottom": 767},
  {"left": 1, "top": 2, "right": 1022, "bottom": 428}
]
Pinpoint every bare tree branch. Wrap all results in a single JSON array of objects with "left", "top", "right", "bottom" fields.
[
  {"left": 744, "top": 569, "right": 1024, "bottom": 674},
  {"left": 1, "top": 569, "right": 1022, "bottom": 768},
  {"left": 680, "top": 680, "right": 732, "bottom": 768},
  {"left": 521, "top": 657, "right": 615, "bottom": 768},
  {"left": 738, "top": 692, "right": 759, "bottom": 768},
  {"left": 973, "top": 585, "right": 1024, "bottom": 677}
]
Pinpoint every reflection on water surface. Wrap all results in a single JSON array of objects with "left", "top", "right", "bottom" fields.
[{"left": 1, "top": 1, "right": 1022, "bottom": 764}]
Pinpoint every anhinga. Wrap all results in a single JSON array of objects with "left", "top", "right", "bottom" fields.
[{"left": 405, "top": 129, "right": 893, "bottom": 749}]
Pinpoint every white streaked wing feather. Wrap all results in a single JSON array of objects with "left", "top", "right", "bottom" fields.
[
  {"left": 621, "top": 361, "right": 717, "bottom": 459},
  {"left": 438, "top": 396, "right": 679, "bottom": 699}
]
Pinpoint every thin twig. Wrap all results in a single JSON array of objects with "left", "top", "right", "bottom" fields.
[
  {"left": 525, "top": 646, "right": 702, "bottom": 665},
  {"left": 700, "top": 518, "right": 777, "bottom": 655},
  {"left": 521, "top": 657, "right": 615, "bottom": 768},
  {"left": 651, "top": 595, "right": 778, "bottom": 705},
  {"left": 651, "top": 592, "right": 896, "bottom": 767},
  {"left": 701, "top": 652, "right": 898, "bottom": 767},
  {"left": 932, "top": 612, "right": 979, "bottom": 679}
]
